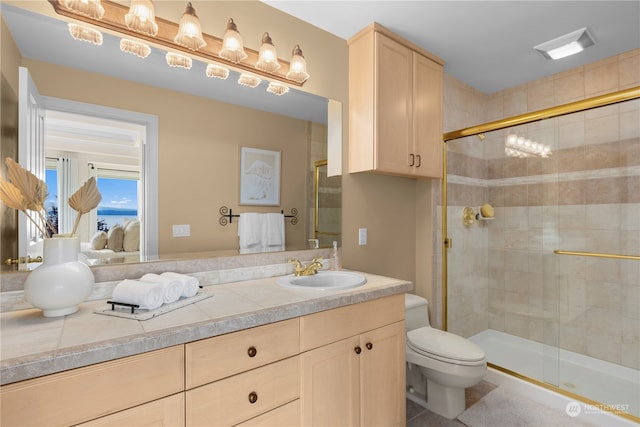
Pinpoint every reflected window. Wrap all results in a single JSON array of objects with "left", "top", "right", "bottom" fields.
[{"left": 93, "top": 169, "right": 140, "bottom": 232}]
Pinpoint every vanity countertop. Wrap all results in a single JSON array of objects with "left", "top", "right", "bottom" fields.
[{"left": 0, "top": 271, "right": 412, "bottom": 386}]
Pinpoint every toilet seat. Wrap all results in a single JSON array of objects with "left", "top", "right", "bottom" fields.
[{"left": 407, "top": 327, "right": 485, "bottom": 366}]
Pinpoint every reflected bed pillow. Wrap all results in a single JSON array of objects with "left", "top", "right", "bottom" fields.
[{"left": 90, "top": 231, "right": 108, "bottom": 250}]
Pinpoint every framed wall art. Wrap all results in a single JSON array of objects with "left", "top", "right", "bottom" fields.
[{"left": 239, "top": 147, "right": 281, "bottom": 206}]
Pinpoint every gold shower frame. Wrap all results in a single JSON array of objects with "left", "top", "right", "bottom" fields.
[{"left": 440, "top": 85, "right": 640, "bottom": 423}]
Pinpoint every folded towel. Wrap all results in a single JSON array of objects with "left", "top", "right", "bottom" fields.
[
  {"left": 161, "top": 272, "right": 200, "bottom": 298},
  {"left": 238, "top": 213, "right": 262, "bottom": 250},
  {"left": 111, "top": 279, "right": 164, "bottom": 310},
  {"left": 140, "top": 273, "right": 183, "bottom": 304},
  {"left": 264, "top": 213, "right": 285, "bottom": 247}
]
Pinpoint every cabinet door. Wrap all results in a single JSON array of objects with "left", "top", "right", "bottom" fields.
[
  {"left": 300, "top": 336, "right": 361, "bottom": 426},
  {"left": 413, "top": 52, "right": 443, "bottom": 178},
  {"left": 375, "top": 32, "right": 413, "bottom": 175},
  {"left": 360, "top": 321, "right": 406, "bottom": 427}
]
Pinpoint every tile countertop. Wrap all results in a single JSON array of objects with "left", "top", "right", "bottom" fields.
[{"left": 0, "top": 271, "right": 412, "bottom": 386}]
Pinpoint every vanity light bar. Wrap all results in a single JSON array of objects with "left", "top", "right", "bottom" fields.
[{"left": 51, "top": 0, "right": 309, "bottom": 87}]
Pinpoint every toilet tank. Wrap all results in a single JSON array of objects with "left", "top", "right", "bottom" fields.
[{"left": 404, "top": 293, "right": 430, "bottom": 331}]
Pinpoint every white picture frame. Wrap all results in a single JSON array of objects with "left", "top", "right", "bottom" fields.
[{"left": 239, "top": 147, "right": 281, "bottom": 206}]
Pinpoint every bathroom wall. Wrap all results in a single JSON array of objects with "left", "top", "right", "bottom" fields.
[{"left": 443, "top": 48, "right": 639, "bottom": 369}]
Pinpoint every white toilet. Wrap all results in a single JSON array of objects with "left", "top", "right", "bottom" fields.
[{"left": 405, "top": 293, "right": 487, "bottom": 419}]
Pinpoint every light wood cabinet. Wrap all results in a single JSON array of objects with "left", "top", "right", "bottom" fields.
[
  {"left": 0, "top": 346, "right": 184, "bottom": 427},
  {"left": 0, "top": 294, "right": 407, "bottom": 427},
  {"left": 349, "top": 23, "right": 443, "bottom": 178},
  {"left": 185, "top": 319, "right": 300, "bottom": 427},
  {"left": 185, "top": 318, "right": 299, "bottom": 389},
  {"left": 300, "top": 294, "right": 406, "bottom": 427},
  {"left": 186, "top": 357, "right": 299, "bottom": 427},
  {"left": 77, "top": 394, "right": 185, "bottom": 427}
]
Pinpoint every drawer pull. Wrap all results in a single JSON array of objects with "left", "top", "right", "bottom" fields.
[
  {"left": 247, "top": 346, "right": 257, "bottom": 357},
  {"left": 366, "top": 342, "right": 373, "bottom": 350},
  {"left": 409, "top": 154, "right": 415, "bottom": 166},
  {"left": 354, "top": 346, "right": 362, "bottom": 355},
  {"left": 248, "top": 391, "right": 258, "bottom": 404},
  {"left": 416, "top": 154, "right": 422, "bottom": 167}
]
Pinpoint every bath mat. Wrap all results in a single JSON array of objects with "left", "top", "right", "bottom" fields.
[
  {"left": 94, "top": 293, "right": 213, "bottom": 320},
  {"left": 458, "top": 386, "right": 598, "bottom": 427}
]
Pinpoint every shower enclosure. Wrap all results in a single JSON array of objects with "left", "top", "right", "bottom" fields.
[{"left": 441, "top": 87, "right": 639, "bottom": 422}]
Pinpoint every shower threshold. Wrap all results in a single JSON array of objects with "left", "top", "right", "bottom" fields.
[{"left": 470, "top": 329, "right": 639, "bottom": 420}]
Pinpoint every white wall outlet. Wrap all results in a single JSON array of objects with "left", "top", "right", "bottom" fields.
[
  {"left": 172, "top": 224, "right": 190, "bottom": 237},
  {"left": 358, "top": 228, "right": 367, "bottom": 246}
]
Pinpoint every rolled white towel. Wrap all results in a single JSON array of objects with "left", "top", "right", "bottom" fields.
[
  {"left": 140, "top": 273, "right": 183, "bottom": 304},
  {"left": 161, "top": 272, "right": 200, "bottom": 298},
  {"left": 112, "top": 279, "right": 164, "bottom": 310}
]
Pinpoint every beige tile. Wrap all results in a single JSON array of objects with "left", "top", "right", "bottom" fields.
[
  {"left": 584, "top": 113, "right": 620, "bottom": 145},
  {"left": 503, "top": 86, "right": 527, "bottom": 117},
  {"left": 619, "top": 50, "right": 640, "bottom": 88},
  {"left": 585, "top": 58, "right": 619, "bottom": 97},
  {"left": 554, "top": 69, "right": 584, "bottom": 104},
  {"left": 527, "top": 77, "right": 554, "bottom": 111}
]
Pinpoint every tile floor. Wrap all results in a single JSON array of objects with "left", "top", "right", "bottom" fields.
[{"left": 406, "top": 380, "right": 497, "bottom": 427}]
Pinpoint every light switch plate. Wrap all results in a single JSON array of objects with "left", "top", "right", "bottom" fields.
[
  {"left": 172, "top": 224, "right": 190, "bottom": 237},
  {"left": 358, "top": 228, "right": 367, "bottom": 245}
]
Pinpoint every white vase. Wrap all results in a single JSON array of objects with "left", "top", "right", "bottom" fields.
[{"left": 24, "top": 236, "right": 94, "bottom": 317}]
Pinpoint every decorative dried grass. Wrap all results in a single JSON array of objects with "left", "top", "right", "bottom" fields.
[
  {"left": 2, "top": 158, "right": 52, "bottom": 237},
  {"left": 0, "top": 178, "right": 29, "bottom": 211},
  {"left": 5, "top": 158, "right": 47, "bottom": 211},
  {"left": 69, "top": 177, "right": 102, "bottom": 235}
]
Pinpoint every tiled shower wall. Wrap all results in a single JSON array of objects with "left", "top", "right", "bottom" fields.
[{"left": 441, "top": 49, "right": 639, "bottom": 369}]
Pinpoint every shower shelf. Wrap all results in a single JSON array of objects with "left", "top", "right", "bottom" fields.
[{"left": 463, "top": 206, "right": 494, "bottom": 226}]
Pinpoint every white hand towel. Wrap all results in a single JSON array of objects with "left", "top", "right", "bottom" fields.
[
  {"left": 161, "top": 272, "right": 200, "bottom": 298},
  {"left": 238, "top": 213, "right": 262, "bottom": 251},
  {"left": 264, "top": 213, "right": 285, "bottom": 249},
  {"left": 140, "top": 273, "right": 183, "bottom": 304},
  {"left": 111, "top": 279, "right": 164, "bottom": 310}
]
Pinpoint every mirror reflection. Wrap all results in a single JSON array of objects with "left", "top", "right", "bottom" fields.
[{"left": 2, "top": 3, "right": 340, "bottom": 267}]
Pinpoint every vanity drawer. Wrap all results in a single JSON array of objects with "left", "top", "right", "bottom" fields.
[
  {"left": 185, "top": 318, "right": 299, "bottom": 389},
  {"left": 186, "top": 356, "right": 299, "bottom": 427},
  {"left": 0, "top": 345, "right": 184, "bottom": 427},
  {"left": 77, "top": 393, "right": 185, "bottom": 427},
  {"left": 300, "top": 293, "right": 404, "bottom": 351},
  {"left": 235, "top": 400, "right": 300, "bottom": 427}
]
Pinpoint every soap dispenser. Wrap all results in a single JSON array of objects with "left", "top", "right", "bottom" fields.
[{"left": 329, "top": 241, "right": 342, "bottom": 271}]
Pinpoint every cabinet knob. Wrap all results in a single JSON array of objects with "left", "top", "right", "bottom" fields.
[
  {"left": 354, "top": 346, "right": 362, "bottom": 355},
  {"left": 247, "top": 346, "right": 257, "bottom": 357},
  {"left": 409, "top": 154, "right": 415, "bottom": 166},
  {"left": 248, "top": 391, "right": 258, "bottom": 404},
  {"left": 416, "top": 154, "right": 422, "bottom": 167},
  {"left": 366, "top": 342, "right": 373, "bottom": 350}
]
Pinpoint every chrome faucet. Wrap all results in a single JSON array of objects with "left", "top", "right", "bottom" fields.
[{"left": 289, "top": 257, "right": 323, "bottom": 276}]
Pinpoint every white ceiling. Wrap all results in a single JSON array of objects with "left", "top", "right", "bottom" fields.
[
  {"left": 264, "top": 0, "right": 640, "bottom": 94},
  {"left": 2, "top": 1, "right": 638, "bottom": 123}
]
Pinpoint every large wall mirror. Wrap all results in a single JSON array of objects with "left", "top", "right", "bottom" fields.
[{"left": 1, "top": 3, "right": 342, "bottom": 268}]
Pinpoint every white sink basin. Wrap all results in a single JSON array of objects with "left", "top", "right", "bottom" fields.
[{"left": 277, "top": 270, "right": 367, "bottom": 290}]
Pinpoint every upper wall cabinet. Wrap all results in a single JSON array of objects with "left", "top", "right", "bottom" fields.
[{"left": 348, "top": 23, "right": 444, "bottom": 178}]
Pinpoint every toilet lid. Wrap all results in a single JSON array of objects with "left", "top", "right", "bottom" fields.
[{"left": 407, "top": 327, "right": 485, "bottom": 362}]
